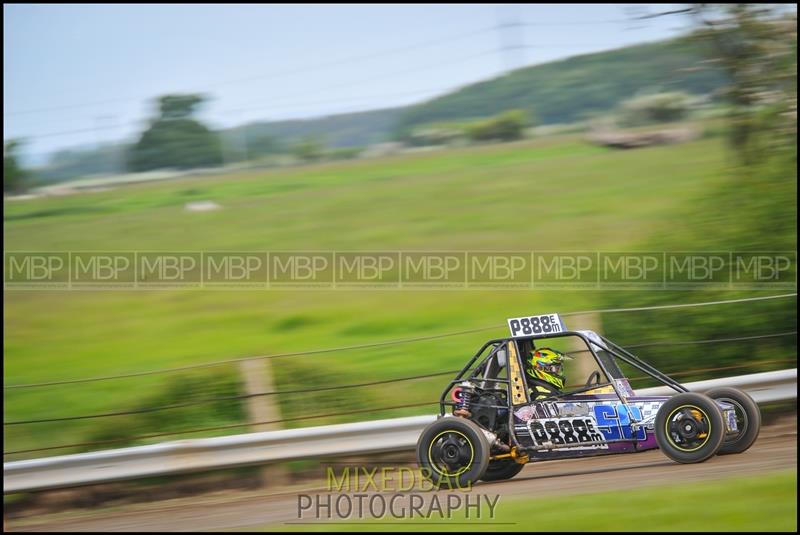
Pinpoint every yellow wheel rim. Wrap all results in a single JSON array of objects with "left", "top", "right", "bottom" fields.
[
  {"left": 665, "top": 405, "right": 712, "bottom": 452},
  {"left": 427, "top": 429, "right": 475, "bottom": 477}
]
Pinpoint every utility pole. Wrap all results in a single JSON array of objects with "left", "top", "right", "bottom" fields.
[{"left": 495, "top": 4, "right": 526, "bottom": 74}]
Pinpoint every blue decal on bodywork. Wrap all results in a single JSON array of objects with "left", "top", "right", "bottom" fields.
[{"left": 593, "top": 404, "right": 646, "bottom": 441}]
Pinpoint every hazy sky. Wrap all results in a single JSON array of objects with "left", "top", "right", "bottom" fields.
[{"left": 4, "top": 4, "right": 693, "bottom": 162}]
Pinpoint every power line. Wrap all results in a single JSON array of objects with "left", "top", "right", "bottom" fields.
[
  {"left": 12, "top": 30, "right": 699, "bottom": 141},
  {"left": 4, "top": 293, "right": 796, "bottom": 389},
  {"left": 17, "top": 124, "right": 121, "bottom": 140},
  {"left": 633, "top": 8, "right": 695, "bottom": 21},
  {"left": 221, "top": 48, "right": 501, "bottom": 114},
  {"left": 12, "top": 47, "right": 504, "bottom": 140},
  {"left": 6, "top": 15, "right": 656, "bottom": 118},
  {"left": 10, "top": 32, "right": 685, "bottom": 140},
  {"left": 5, "top": 26, "right": 497, "bottom": 118},
  {"left": 208, "top": 26, "right": 498, "bottom": 90}
]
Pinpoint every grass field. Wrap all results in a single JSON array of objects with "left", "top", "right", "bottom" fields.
[
  {"left": 268, "top": 470, "right": 797, "bottom": 532},
  {"left": 4, "top": 134, "right": 737, "bottom": 456}
]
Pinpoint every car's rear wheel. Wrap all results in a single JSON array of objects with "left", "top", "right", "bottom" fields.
[
  {"left": 655, "top": 393, "right": 725, "bottom": 463},
  {"left": 480, "top": 458, "right": 525, "bottom": 482},
  {"left": 416, "top": 417, "right": 490, "bottom": 489},
  {"left": 703, "top": 387, "right": 761, "bottom": 454}
]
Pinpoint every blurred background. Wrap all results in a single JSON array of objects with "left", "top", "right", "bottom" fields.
[{"left": 3, "top": 3, "right": 797, "bottom": 529}]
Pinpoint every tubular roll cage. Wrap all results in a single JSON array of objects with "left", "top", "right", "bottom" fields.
[{"left": 437, "top": 330, "right": 691, "bottom": 451}]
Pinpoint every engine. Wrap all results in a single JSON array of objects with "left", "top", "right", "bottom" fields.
[{"left": 452, "top": 381, "right": 508, "bottom": 435}]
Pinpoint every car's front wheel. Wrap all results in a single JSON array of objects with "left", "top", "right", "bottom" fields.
[{"left": 655, "top": 392, "right": 725, "bottom": 463}]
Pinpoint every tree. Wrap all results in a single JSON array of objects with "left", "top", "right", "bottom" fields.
[
  {"left": 291, "top": 136, "right": 324, "bottom": 163},
  {"left": 619, "top": 92, "right": 695, "bottom": 126},
  {"left": 4, "top": 139, "right": 30, "bottom": 194},
  {"left": 600, "top": 5, "right": 797, "bottom": 385},
  {"left": 465, "top": 109, "right": 531, "bottom": 142},
  {"left": 157, "top": 95, "right": 205, "bottom": 120},
  {"left": 687, "top": 4, "right": 796, "bottom": 160},
  {"left": 127, "top": 94, "right": 223, "bottom": 172}
]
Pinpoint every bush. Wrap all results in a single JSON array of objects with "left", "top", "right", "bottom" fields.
[
  {"left": 465, "top": 110, "right": 530, "bottom": 142},
  {"left": 406, "top": 125, "right": 465, "bottom": 147},
  {"left": 619, "top": 92, "right": 695, "bottom": 126},
  {"left": 292, "top": 137, "right": 324, "bottom": 163}
]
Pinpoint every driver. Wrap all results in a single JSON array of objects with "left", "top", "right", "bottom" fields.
[{"left": 526, "top": 347, "right": 569, "bottom": 399}]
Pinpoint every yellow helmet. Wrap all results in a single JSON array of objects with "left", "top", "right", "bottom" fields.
[{"left": 527, "top": 347, "right": 567, "bottom": 390}]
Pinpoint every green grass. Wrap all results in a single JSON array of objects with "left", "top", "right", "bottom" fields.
[
  {"left": 4, "top": 134, "right": 733, "bottom": 456},
  {"left": 267, "top": 470, "right": 797, "bottom": 532}
]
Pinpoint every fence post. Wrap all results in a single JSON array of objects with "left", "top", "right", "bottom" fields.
[
  {"left": 569, "top": 312, "right": 604, "bottom": 383},
  {"left": 240, "top": 358, "right": 289, "bottom": 487}
]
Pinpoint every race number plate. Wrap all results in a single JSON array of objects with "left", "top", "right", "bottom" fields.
[
  {"left": 507, "top": 313, "right": 566, "bottom": 338},
  {"left": 528, "top": 417, "right": 608, "bottom": 450}
]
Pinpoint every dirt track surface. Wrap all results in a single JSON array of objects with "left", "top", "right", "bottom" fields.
[{"left": 6, "top": 419, "right": 797, "bottom": 532}]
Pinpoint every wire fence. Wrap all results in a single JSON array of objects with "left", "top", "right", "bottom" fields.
[
  {"left": 5, "top": 292, "right": 795, "bottom": 389},
  {"left": 4, "top": 293, "right": 796, "bottom": 457},
  {"left": 4, "top": 331, "right": 797, "bottom": 426},
  {"left": 4, "top": 357, "right": 796, "bottom": 457},
  {"left": 3, "top": 401, "right": 442, "bottom": 456}
]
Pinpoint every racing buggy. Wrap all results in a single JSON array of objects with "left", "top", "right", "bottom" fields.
[{"left": 416, "top": 313, "right": 761, "bottom": 487}]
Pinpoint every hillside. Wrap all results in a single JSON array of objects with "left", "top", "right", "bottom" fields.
[
  {"left": 394, "top": 36, "right": 726, "bottom": 134},
  {"left": 233, "top": 35, "right": 727, "bottom": 146},
  {"left": 226, "top": 107, "right": 404, "bottom": 150},
  {"left": 33, "top": 35, "right": 726, "bottom": 181}
]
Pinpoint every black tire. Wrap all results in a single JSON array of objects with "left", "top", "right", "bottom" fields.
[
  {"left": 655, "top": 392, "right": 725, "bottom": 464},
  {"left": 704, "top": 387, "right": 761, "bottom": 455},
  {"left": 416, "top": 417, "right": 490, "bottom": 489},
  {"left": 480, "top": 458, "right": 526, "bottom": 482}
]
